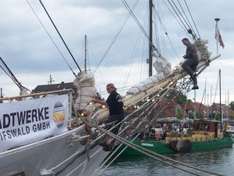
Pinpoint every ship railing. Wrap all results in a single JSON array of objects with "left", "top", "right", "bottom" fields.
[{"left": 0, "top": 89, "right": 73, "bottom": 102}]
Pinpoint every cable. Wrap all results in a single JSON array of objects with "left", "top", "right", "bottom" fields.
[
  {"left": 213, "top": 71, "right": 219, "bottom": 103},
  {"left": 170, "top": 0, "right": 200, "bottom": 39},
  {"left": 168, "top": 0, "right": 195, "bottom": 35},
  {"left": 94, "top": 0, "right": 140, "bottom": 73},
  {"left": 0, "top": 64, "right": 17, "bottom": 85},
  {"left": 165, "top": 0, "right": 196, "bottom": 38},
  {"left": 0, "top": 57, "right": 29, "bottom": 91},
  {"left": 38, "top": 0, "right": 82, "bottom": 72},
  {"left": 25, "top": 0, "right": 77, "bottom": 77},
  {"left": 182, "top": 0, "right": 201, "bottom": 38},
  {"left": 121, "top": 0, "right": 161, "bottom": 56},
  {"left": 122, "top": 36, "right": 142, "bottom": 86},
  {"left": 175, "top": 0, "right": 196, "bottom": 35},
  {"left": 153, "top": 11, "right": 161, "bottom": 54},
  {"left": 153, "top": 6, "right": 179, "bottom": 59},
  {"left": 162, "top": 0, "right": 187, "bottom": 33},
  {"left": 164, "top": 0, "right": 189, "bottom": 33}
]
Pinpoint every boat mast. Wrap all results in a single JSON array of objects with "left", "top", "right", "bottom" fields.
[
  {"left": 148, "top": 0, "right": 153, "bottom": 77},
  {"left": 219, "top": 69, "right": 223, "bottom": 129},
  {"left": 84, "top": 34, "right": 87, "bottom": 72},
  {"left": 0, "top": 88, "right": 3, "bottom": 103}
]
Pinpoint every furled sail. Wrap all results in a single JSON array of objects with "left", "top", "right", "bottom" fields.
[{"left": 73, "top": 71, "right": 97, "bottom": 112}]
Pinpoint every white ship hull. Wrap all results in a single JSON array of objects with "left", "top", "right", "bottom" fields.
[{"left": 0, "top": 125, "right": 109, "bottom": 176}]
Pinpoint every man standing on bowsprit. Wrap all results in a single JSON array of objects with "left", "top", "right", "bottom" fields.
[{"left": 181, "top": 38, "right": 199, "bottom": 90}]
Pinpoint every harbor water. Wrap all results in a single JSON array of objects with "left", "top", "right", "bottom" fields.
[{"left": 103, "top": 148, "right": 234, "bottom": 176}]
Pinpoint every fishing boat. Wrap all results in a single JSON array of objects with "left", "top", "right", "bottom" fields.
[{"left": 0, "top": 1, "right": 226, "bottom": 176}]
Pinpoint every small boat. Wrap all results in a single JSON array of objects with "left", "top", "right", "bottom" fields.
[{"left": 118, "top": 119, "right": 233, "bottom": 159}]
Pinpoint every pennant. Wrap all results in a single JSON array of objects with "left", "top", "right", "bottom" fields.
[{"left": 215, "top": 24, "right": 224, "bottom": 48}]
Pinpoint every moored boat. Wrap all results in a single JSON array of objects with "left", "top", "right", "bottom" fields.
[{"left": 118, "top": 119, "right": 233, "bottom": 160}]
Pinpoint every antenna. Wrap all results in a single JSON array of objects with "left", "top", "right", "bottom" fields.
[{"left": 48, "top": 74, "right": 54, "bottom": 85}]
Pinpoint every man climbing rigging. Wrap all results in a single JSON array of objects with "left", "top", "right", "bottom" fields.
[
  {"left": 92, "top": 83, "right": 124, "bottom": 150},
  {"left": 181, "top": 38, "right": 199, "bottom": 90}
]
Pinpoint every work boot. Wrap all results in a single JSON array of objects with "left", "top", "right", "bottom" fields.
[{"left": 192, "top": 85, "right": 199, "bottom": 90}]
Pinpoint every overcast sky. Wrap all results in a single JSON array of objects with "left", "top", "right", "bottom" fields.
[{"left": 0, "top": 0, "right": 234, "bottom": 104}]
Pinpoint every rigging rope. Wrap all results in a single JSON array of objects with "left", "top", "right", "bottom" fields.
[
  {"left": 25, "top": 0, "right": 77, "bottom": 78},
  {"left": 153, "top": 6, "right": 179, "bottom": 59},
  {"left": 182, "top": 0, "right": 201, "bottom": 38},
  {"left": 0, "top": 57, "right": 29, "bottom": 91},
  {"left": 121, "top": 0, "right": 161, "bottom": 56},
  {"left": 213, "top": 71, "right": 219, "bottom": 103},
  {"left": 0, "top": 63, "right": 19, "bottom": 87},
  {"left": 175, "top": 0, "right": 196, "bottom": 36},
  {"left": 94, "top": 0, "right": 140, "bottom": 73},
  {"left": 0, "top": 59, "right": 16, "bottom": 81},
  {"left": 166, "top": 0, "right": 190, "bottom": 30},
  {"left": 162, "top": 0, "right": 187, "bottom": 33},
  {"left": 165, "top": 0, "right": 196, "bottom": 38},
  {"left": 38, "top": 0, "right": 82, "bottom": 73}
]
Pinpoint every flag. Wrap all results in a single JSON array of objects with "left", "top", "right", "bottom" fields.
[{"left": 215, "top": 24, "right": 224, "bottom": 48}]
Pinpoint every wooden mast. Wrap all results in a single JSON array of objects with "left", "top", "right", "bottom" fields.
[
  {"left": 0, "top": 88, "right": 3, "bottom": 103},
  {"left": 148, "top": 0, "right": 153, "bottom": 77}
]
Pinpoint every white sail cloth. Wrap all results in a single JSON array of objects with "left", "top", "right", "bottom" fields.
[
  {"left": 127, "top": 73, "right": 164, "bottom": 95},
  {"left": 73, "top": 72, "right": 97, "bottom": 111},
  {"left": 127, "top": 55, "right": 171, "bottom": 95}
]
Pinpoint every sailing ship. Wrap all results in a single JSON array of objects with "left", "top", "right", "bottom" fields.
[
  {"left": 0, "top": 0, "right": 227, "bottom": 176},
  {"left": 114, "top": 1, "right": 233, "bottom": 160}
]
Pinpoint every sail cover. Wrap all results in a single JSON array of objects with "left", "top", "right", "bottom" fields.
[
  {"left": 0, "top": 95, "right": 69, "bottom": 152},
  {"left": 127, "top": 56, "right": 171, "bottom": 95}
]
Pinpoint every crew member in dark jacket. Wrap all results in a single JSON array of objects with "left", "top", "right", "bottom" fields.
[
  {"left": 105, "top": 83, "right": 124, "bottom": 129},
  {"left": 92, "top": 83, "right": 124, "bottom": 150},
  {"left": 181, "top": 38, "right": 199, "bottom": 90}
]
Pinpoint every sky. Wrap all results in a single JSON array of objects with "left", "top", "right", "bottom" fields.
[{"left": 0, "top": 0, "right": 234, "bottom": 104}]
